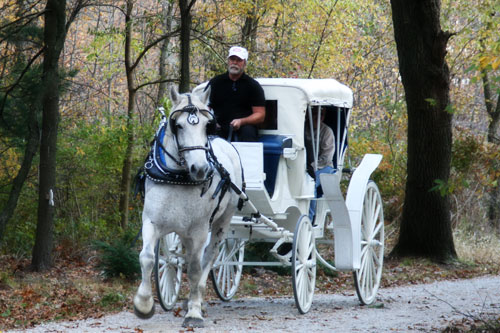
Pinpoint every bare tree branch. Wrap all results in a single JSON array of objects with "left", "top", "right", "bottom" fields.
[
  {"left": 135, "top": 78, "right": 177, "bottom": 92},
  {"left": 130, "top": 28, "right": 181, "bottom": 72}
]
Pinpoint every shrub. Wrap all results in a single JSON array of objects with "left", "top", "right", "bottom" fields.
[
  {"left": 93, "top": 232, "right": 141, "bottom": 280},
  {"left": 449, "top": 130, "right": 500, "bottom": 228}
]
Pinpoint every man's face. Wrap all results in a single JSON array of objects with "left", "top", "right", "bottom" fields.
[
  {"left": 311, "top": 109, "right": 324, "bottom": 129},
  {"left": 228, "top": 56, "right": 246, "bottom": 75}
]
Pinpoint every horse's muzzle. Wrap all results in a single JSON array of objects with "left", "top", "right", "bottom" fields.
[{"left": 190, "top": 163, "right": 211, "bottom": 182}]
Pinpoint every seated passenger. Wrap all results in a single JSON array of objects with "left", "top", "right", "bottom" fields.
[{"left": 305, "top": 106, "right": 335, "bottom": 221}]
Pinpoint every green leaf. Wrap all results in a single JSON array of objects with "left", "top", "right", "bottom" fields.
[
  {"left": 444, "top": 104, "right": 455, "bottom": 114},
  {"left": 425, "top": 98, "right": 437, "bottom": 106}
]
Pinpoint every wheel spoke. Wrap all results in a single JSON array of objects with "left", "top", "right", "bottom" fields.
[
  {"left": 211, "top": 240, "right": 244, "bottom": 300},
  {"left": 372, "top": 221, "right": 383, "bottom": 238},
  {"left": 371, "top": 247, "right": 381, "bottom": 267},
  {"left": 360, "top": 243, "right": 369, "bottom": 257}
]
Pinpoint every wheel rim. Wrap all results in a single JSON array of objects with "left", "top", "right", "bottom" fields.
[
  {"left": 292, "top": 215, "right": 316, "bottom": 314},
  {"left": 315, "top": 211, "right": 336, "bottom": 271},
  {"left": 354, "top": 182, "right": 384, "bottom": 305},
  {"left": 211, "top": 239, "right": 245, "bottom": 301},
  {"left": 155, "top": 232, "right": 183, "bottom": 311}
]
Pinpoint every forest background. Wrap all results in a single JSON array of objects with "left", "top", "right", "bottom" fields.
[{"left": 0, "top": 0, "right": 499, "bottom": 269}]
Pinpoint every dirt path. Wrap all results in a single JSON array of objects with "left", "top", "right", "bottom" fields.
[{"left": 9, "top": 275, "right": 500, "bottom": 332}]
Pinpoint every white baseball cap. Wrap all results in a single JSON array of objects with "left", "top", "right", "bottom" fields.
[{"left": 228, "top": 46, "right": 248, "bottom": 61}]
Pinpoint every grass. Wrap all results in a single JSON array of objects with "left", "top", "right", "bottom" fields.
[{"left": 454, "top": 227, "right": 500, "bottom": 265}]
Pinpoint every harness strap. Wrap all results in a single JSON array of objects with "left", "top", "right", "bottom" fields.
[
  {"left": 207, "top": 139, "right": 234, "bottom": 226},
  {"left": 156, "top": 134, "right": 184, "bottom": 167},
  {"left": 178, "top": 145, "right": 208, "bottom": 153}
]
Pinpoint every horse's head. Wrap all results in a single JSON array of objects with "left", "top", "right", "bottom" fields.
[{"left": 168, "top": 86, "right": 215, "bottom": 181}]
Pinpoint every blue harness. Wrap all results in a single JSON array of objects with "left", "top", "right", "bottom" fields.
[{"left": 143, "top": 121, "right": 215, "bottom": 186}]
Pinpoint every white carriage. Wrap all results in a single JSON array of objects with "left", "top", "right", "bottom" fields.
[{"left": 154, "top": 78, "right": 385, "bottom": 314}]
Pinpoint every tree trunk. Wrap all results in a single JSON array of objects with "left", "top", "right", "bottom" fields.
[
  {"left": 179, "top": 0, "right": 195, "bottom": 93},
  {"left": 390, "top": 0, "right": 457, "bottom": 261},
  {"left": 156, "top": 0, "right": 174, "bottom": 106},
  {"left": 0, "top": 110, "right": 39, "bottom": 243},
  {"left": 32, "top": 0, "right": 67, "bottom": 271},
  {"left": 482, "top": 68, "right": 500, "bottom": 229},
  {"left": 241, "top": 0, "right": 259, "bottom": 52},
  {"left": 483, "top": 73, "right": 500, "bottom": 144},
  {"left": 118, "top": 0, "right": 136, "bottom": 229}
]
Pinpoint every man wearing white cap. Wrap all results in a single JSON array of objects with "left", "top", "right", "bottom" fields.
[{"left": 206, "top": 46, "right": 265, "bottom": 142}]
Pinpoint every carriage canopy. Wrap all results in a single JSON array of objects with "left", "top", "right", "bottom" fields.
[{"left": 256, "top": 78, "right": 353, "bottom": 108}]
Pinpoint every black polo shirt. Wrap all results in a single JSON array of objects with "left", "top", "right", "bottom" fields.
[{"left": 207, "top": 72, "right": 265, "bottom": 131}]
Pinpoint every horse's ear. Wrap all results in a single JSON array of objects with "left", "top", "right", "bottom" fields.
[
  {"left": 196, "top": 86, "right": 211, "bottom": 106},
  {"left": 169, "top": 86, "right": 180, "bottom": 105}
]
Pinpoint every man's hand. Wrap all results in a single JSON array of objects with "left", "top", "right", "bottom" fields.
[
  {"left": 230, "top": 118, "right": 243, "bottom": 130},
  {"left": 230, "top": 106, "right": 265, "bottom": 130}
]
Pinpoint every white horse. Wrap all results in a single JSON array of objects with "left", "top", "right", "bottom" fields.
[{"left": 133, "top": 87, "right": 243, "bottom": 328}]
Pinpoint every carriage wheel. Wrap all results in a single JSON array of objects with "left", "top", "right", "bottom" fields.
[
  {"left": 154, "top": 232, "right": 183, "bottom": 311},
  {"left": 292, "top": 215, "right": 316, "bottom": 314},
  {"left": 353, "top": 181, "right": 384, "bottom": 305},
  {"left": 210, "top": 239, "right": 245, "bottom": 301}
]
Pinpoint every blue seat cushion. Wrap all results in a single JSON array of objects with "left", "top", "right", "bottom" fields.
[{"left": 258, "top": 135, "right": 290, "bottom": 196}]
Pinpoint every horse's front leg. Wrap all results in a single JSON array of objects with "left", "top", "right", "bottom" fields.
[
  {"left": 133, "top": 218, "right": 157, "bottom": 319},
  {"left": 200, "top": 217, "right": 230, "bottom": 285},
  {"left": 183, "top": 233, "right": 208, "bottom": 328}
]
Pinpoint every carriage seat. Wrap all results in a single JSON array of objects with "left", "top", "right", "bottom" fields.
[{"left": 258, "top": 135, "right": 292, "bottom": 197}]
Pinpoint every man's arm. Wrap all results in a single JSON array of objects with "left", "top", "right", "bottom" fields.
[
  {"left": 317, "top": 126, "right": 335, "bottom": 168},
  {"left": 230, "top": 105, "right": 265, "bottom": 130}
]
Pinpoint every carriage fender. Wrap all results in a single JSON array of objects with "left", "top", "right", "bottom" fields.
[
  {"left": 345, "top": 154, "right": 382, "bottom": 270},
  {"left": 320, "top": 153, "right": 382, "bottom": 271}
]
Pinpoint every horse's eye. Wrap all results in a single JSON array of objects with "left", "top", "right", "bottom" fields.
[{"left": 176, "top": 124, "right": 183, "bottom": 130}]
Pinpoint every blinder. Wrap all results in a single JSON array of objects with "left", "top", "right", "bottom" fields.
[{"left": 169, "top": 93, "right": 216, "bottom": 136}]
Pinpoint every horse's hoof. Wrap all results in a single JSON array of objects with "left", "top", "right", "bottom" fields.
[
  {"left": 134, "top": 304, "right": 155, "bottom": 319},
  {"left": 182, "top": 317, "right": 205, "bottom": 328},
  {"left": 182, "top": 300, "right": 207, "bottom": 316}
]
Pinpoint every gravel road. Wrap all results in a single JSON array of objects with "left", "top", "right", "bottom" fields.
[{"left": 9, "top": 275, "right": 500, "bottom": 332}]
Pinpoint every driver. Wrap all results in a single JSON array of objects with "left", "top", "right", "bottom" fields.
[{"left": 206, "top": 46, "right": 266, "bottom": 142}]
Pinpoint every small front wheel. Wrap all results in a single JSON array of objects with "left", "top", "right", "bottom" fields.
[
  {"left": 210, "top": 239, "right": 245, "bottom": 301},
  {"left": 353, "top": 181, "right": 384, "bottom": 305},
  {"left": 154, "top": 232, "right": 183, "bottom": 311},
  {"left": 292, "top": 215, "right": 316, "bottom": 314}
]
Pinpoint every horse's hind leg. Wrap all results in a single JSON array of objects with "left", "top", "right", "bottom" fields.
[
  {"left": 182, "top": 234, "right": 208, "bottom": 328},
  {"left": 133, "top": 218, "right": 157, "bottom": 319}
]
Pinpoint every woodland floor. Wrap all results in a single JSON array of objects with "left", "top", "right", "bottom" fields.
[{"left": 1, "top": 248, "right": 499, "bottom": 331}]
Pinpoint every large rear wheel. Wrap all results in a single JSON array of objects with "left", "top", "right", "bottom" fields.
[
  {"left": 210, "top": 239, "right": 245, "bottom": 301},
  {"left": 353, "top": 181, "right": 384, "bottom": 305},
  {"left": 154, "top": 232, "right": 183, "bottom": 311},
  {"left": 292, "top": 215, "right": 316, "bottom": 314}
]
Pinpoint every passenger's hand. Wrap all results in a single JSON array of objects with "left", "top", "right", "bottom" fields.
[{"left": 230, "top": 119, "right": 242, "bottom": 130}]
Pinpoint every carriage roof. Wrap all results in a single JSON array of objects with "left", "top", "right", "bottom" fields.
[{"left": 255, "top": 78, "right": 353, "bottom": 109}]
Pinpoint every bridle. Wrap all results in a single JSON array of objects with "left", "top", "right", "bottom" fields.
[{"left": 166, "top": 94, "right": 215, "bottom": 167}]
